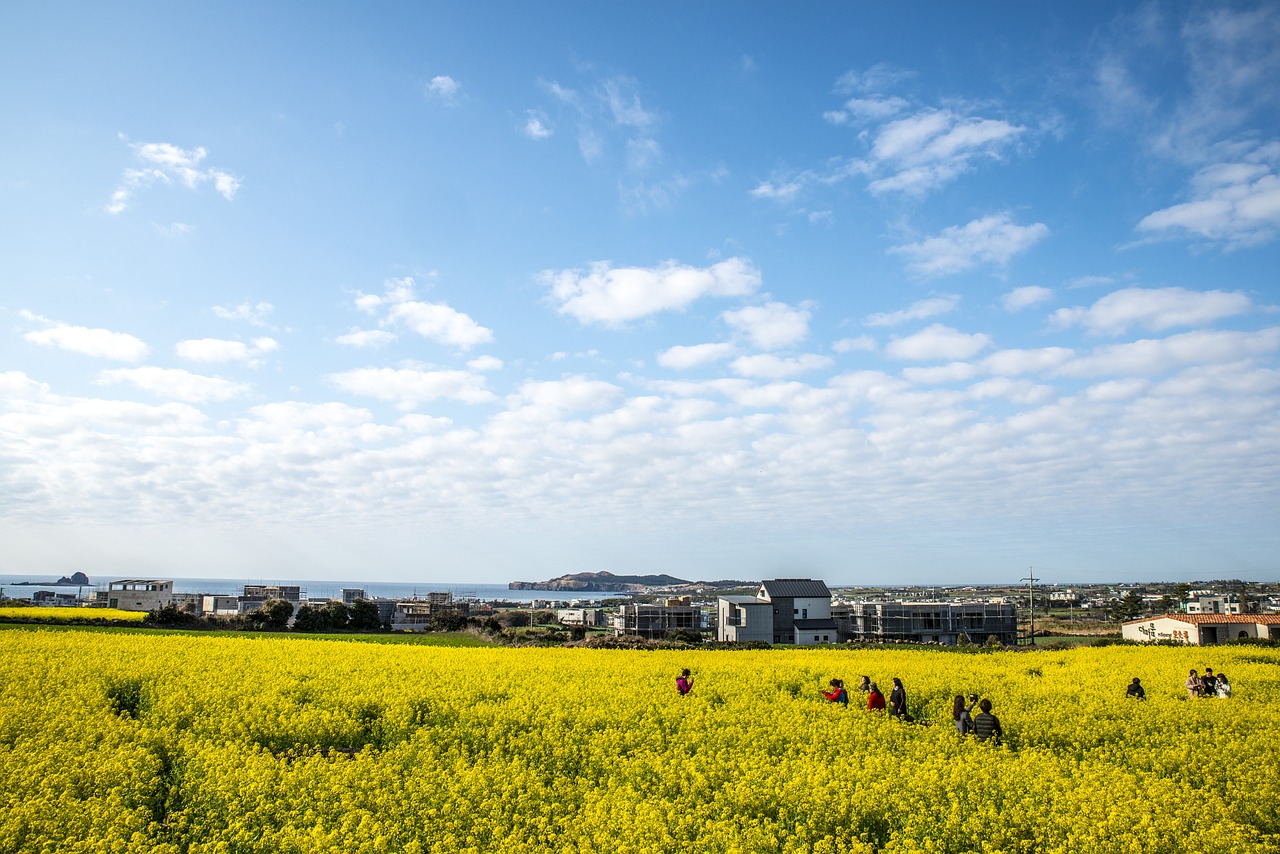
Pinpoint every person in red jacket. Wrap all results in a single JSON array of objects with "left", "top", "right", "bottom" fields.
[
  {"left": 822, "top": 678, "right": 848, "bottom": 706},
  {"left": 867, "top": 682, "right": 886, "bottom": 711}
]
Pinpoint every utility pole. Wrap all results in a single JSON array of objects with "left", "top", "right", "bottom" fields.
[{"left": 1020, "top": 568, "right": 1036, "bottom": 646}]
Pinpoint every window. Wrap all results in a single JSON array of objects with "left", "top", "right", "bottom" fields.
[
  {"left": 813, "top": 635, "right": 819, "bottom": 641},
  {"left": 802, "top": 608, "right": 808, "bottom": 619}
]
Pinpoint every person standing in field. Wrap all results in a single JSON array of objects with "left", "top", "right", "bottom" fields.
[
  {"left": 822, "top": 678, "right": 848, "bottom": 706},
  {"left": 676, "top": 668, "right": 693, "bottom": 696},
  {"left": 953, "top": 694, "right": 978, "bottom": 734},
  {"left": 1185, "top": 669, "right": 1202, "bottom": 698},
  {"left": 856, "top": 676, "right": 871, "bottom": 693},
  {"left": 867, "top": 682, "right": 886, "bottom": 711},
  {"left": 1126, "top": 677, "right": 1146, "bottom": 700},
  {"left": 1215, "top": 673, "right": 1232, "bottom": 698},
  {"left": 888, "top": 677, "right": 907, "bottom": 719},
  {"left": 972, "top": 699, "right": 1003, "bottom": 743}
]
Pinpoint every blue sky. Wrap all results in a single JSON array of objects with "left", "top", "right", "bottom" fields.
[{"left": 2, "top": 1, "right": 1278, "bottom": 585}]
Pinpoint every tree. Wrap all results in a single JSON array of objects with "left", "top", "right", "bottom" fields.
[
  {"left": 348, "top": 599, "right": 382, "bottom": 631},
  {"left": 1109, "top": 591, "right": 1145, "bottom": 623},
  {"left": 320, "top": 601, "right": 350, "bottom": 630},
  {"left": 430, "top": 610, "right": 469, "bottom": 632},
  {"left": 246, "top": 599, "right": 294, "bottom": 631}
]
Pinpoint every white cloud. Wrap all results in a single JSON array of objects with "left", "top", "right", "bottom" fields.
[
  {"left": 863, "top": 295, "right": 959, "bottom": 327},
  {"left": 657, "top": 343, "right": 737, "bottom": 370},
  {"left": 523, "top": 110, "right": 553, "bottom": 139},
  {"left": 722, "top": 301, "right": 810, "bottom": 350},
  {"left": 833, "top": 336, "right": 877, "bottom": 353},
  {"left": 885, "top": 324, "right": 993, "bottom": 361},
  {"left": 106, "top": 140, "right": 239, "bottom": 214},
  {"left": 1001, "top": 286, "right": 1053, "bottom": 312},
  {"left": 213, "top": 301, "right": 273, "bottom": 327},
  {"left": 337, "top": 329, "right": 397, "bottom": 348},
  {"left": 902, "top": 362, "right": 979, "bottom": 384},
  {"left": 601, "top": 76, "right": 656, "bottom": 129},
  {"left": 389, "top": 301, "right": 493, "bottom": 349},
  {"left": 467, "top": 355, "right": 504, "bottom": 372},
  {"left": 1059, "top": 327, "right": 1280, "bottom": 377},
  {"left": 542, "top": 257, "right": 761, "bottom": 326},
  {"left": 981, "top": 348, "right": 1075, "bottom": 376},
  {"left": 749, "top": 172, "right": 814, "bottom": 202},
  {"left": 327, "top": 367, "right": 494, "bottom": 409},
  {"left": 426, "top": 75, "right": 460, "bottom": 104},
  {"left": 353, "top": 277, "right": 492, "bottom": 349},
  {"left": 22, "top": 313, "right": 148, "bottom": 362},
  {"left": 730, "top": 353, "right": 834, "bottom": 379},
  {"left": 507, "top": 377, "right": 622, "bottom": 413},
  {"left": 175, "top": 337, "right": 278, "bottom": 365},
  {"left": 890, "top": 214, "right": 1049, "bottom": 276},
  {"left": 1136, "top": 155, "right": 1280, "bottom": 248},
  {"left": 97, "top": 366, "right": 248, "bottom": 402},
  {"left": 1051, "top": 287, "right": 1253, "bottom": 335},
  {"left": 866, "top": 109, "right": 1026, "bottom": 196}
]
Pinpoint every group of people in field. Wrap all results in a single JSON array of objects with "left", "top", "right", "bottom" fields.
[
  {"left": 1183, "top": 667, "right": 1232, "bottom": 699},
  {"left": 677, "top": 669, "right": 1002, "bottom": 742}
]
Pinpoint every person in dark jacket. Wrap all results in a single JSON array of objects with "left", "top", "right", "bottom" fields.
[
  {"left": 888, "top": 677, "right": 907, "bottom": 718},
  {"left": 953, "top": 694, "right": 979, "bottom": 734},
  {"left": 972, "top": 698, "right": 1003, "bottom": 743},
  {"left": 1125, "top": 677, "right": 1146, "bottom": 700}
]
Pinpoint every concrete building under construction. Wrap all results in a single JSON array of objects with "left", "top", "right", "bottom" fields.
[{"left": 834, "top": 600, "right": 1018, "bottom": 646}]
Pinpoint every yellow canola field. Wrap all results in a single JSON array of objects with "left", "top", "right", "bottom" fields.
[
  {"left": 0, "top": 607, "right": 145, "bottom": 621},
  {"left": 1, "top": 629, "right": 1277, "bottom": 854}
]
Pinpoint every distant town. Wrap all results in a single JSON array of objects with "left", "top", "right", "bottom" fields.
[{"left": 3, "top": 572, "right": 1278, "bottom": 648}]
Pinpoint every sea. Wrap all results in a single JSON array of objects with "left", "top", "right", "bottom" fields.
[{"left": 0, "top": 574, "right": 624, "bottom": 604}]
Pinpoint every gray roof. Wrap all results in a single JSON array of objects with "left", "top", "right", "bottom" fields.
[
  {"left": 793, "top": 618, "right": 838, "bottom": 630},
  {"left": 760, "top": 578, "right": 831, "bottom": 599},
  {"left": 720, "top": 595, "right": 767, "bottom": 605}
]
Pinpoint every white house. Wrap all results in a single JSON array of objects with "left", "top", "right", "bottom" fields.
[
  {"left": 717, "top": 579, "right": 834, "bottom": 645},
  {"left": 1122, "top": 614, "right": 1280, "bottom": 645}
]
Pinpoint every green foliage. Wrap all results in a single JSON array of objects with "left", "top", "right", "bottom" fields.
[
  {"left": 347, "top": 599, "right": 382, "bottom": 631},
  {"left": 104, "top": 676, "right": 146, "bottom": 718},
  {"left": 245, "top": 599, "right": 294, "bottom": 631}
]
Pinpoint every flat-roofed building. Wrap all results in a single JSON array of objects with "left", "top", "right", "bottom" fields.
[
  {"left": 107, "top": 579, "right": 175, "bottom": 612},
  {"left": 835, "top": 601, "right": 1017, "bottom": 646},
  {"left": 611, "top": 601, "right": 702, "bottom": 639}
]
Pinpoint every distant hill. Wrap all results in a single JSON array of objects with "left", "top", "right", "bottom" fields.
[
  {"left": 13, "top": 571, "right": 90, "bottom": 587},
  {"left": 508, "top": 571, "right": 759, "bottom": 592}
]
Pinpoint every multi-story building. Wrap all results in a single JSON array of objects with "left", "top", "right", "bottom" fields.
[
  {"left": 200, "top": 595, "right": 241, "bottom": 616},
  {"left": 717, "top": 579, "right": 836, "bottom": 645},
  {"left": 391, "top": 592, "right": 469, "bottom": 631},
  {"left": 835, "top": 601, "right": 1017, "bottom": 646},
  {"left": 611, "top": 598, "right": 702, "bottom": 639},
  {"left": 105, "top": 579, "right": 176, "bottom": 612},
  {"left": 557, "top": 608, "right": 605, "bottom": 627},
  {"left": 1185, "top": 594, "right": 1243, "bottom": 615}
]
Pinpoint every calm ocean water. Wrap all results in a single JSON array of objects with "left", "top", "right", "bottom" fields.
[{"left": 0, "top": 575, "right": 625, "bottom": 604}]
